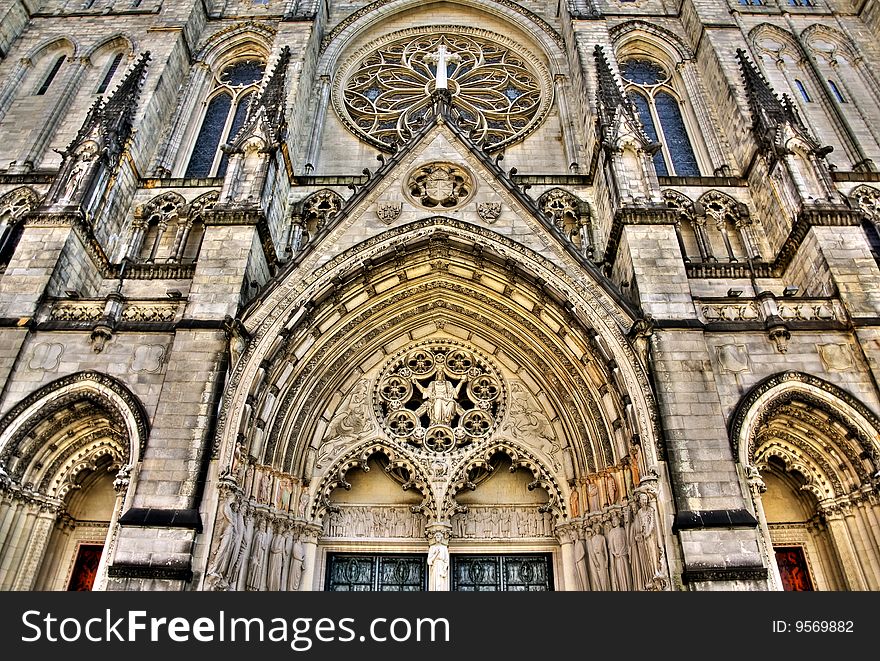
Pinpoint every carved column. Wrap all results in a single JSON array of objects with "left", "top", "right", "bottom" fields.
[
  {"left": 745, "top": 467, "right": 782, "bottom": 591},
  {"left": 93, "top": 469, "right": 130, "bottom": 591},
  {"left": 0, "top": 499, "right": 37, "bottom": 589},
  {"left": 841, "top": 500, "right": 880, "bottom": 590},
  {"left": 297, "top": 524, "right": 322, "bottom": 591},
  {"left": 555, "top": 523, "right": 579, "bottom": 592},
  {"left": 11, "top": 506, "right": 58, "bottom": 591},
  {"left": 822, "top": 504, "right": 867, "bottom": 590},
  {"left": 126, "top": 208, "right": 148, "bottom": 260}
]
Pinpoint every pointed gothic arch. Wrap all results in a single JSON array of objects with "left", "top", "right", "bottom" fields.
[
  {"left": 0, "top": 371, "right": 149, "bottom": 590},
  {"left": 201, "top": 213, "right": 669, "bottom": 591},
  {"left": 730, "top": 371, "right": 880, "bottom": 591}
]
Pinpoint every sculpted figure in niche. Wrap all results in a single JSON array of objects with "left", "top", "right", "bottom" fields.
[
  {"left": 587, "top": 480, "right": 600, "bottom": 512},
  {"left": 570, "top": 489, "right": 580, "bottom": 518},
  {"left": 207, "top": 495, "right": 245, "bottom": 587},
  {"left": 607, "top": 512, "right": 631, "bottom": 591},
  {"left": 288, "top": 537, "right": 306, "bottom": 591},
  {"left": 587, "top": 522, "right": 610, "bottom": 591},
  {"left": 574, "top": 535, "right": 589, "bottom": 591},
  {"left": 266, "top": 523, "right": 286, "bottom": 591},
  {"left": 630, "top": 492, "right": 662, "bottom": 590},
  {"left": 247, "top": 520, "right": 269, "bottom": 591},
  {"left": 427, "top": 532, "right": 450, "bottom": 591},
  {"left": 605, "top": 472, "right": 619, "bottom": 506},
  {"left": 416, "top": 371, "right": 463, "bottom": 425}
]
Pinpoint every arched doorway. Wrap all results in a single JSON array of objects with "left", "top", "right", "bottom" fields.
[
  {"left": 0, "top": 372, "right": 147, "bottom": 590},
  {"left": 732, "top": 372, "right": 880, "bottom": 591},
  {"left": 202, "top": 218, "right": 672, "bottom": 592}
]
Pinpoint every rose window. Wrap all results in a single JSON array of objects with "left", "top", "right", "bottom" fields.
[
  {"left": 334, "top": 29, "right": 552, "bottom": 152},
  {"left": 374, "top": 341, "right": 505, "bottom": 453}
]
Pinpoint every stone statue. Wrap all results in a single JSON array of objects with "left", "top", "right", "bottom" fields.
[
  {"left": 415, "top": 371, "right": 463, "bottom": 425},
  {"left": 587, "top": 480, "right": 600, "bottom": 512},
  {"left": 574, "top": 535, "right": 589, "bottom": 591},
  {"left": 427, "top": 531, "right": 450, "bottom": 591},
  {"left": 630, "top": 492, "right": 662, "bottom": 590},
  {"left": 587, "top": 522, "right": 609, "bottom": 591},
  {"left": 207, "top": 495, "right": 244, "bottom": 588},
  {"left": 605, "top": 472, "right": 619, "bottom": 506},
  {"left": 570, "top": 489, "right": 580, "bottom": 518},
  {"left": 607, "top": 512, "right": 631, "bottom": 591},
  {"left": 266, "top": 524, "right": 286, "bottom": 591},
  {"left": 246, "top": 520, "right": 269, "bottom": 591},
  {"left": 288, "top": 537, "right": 306, "bottom": 591}
]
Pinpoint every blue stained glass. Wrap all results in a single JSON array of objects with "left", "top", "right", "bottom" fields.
[
  {"left": 656, "top": 92, "right": 700, "bottom": 176},
  {"left": 629, "top": 91, "right": 667, "bottom": 176},
  {"left": 185, "top": 92, "right": 232, "bottom": 178},
  {"left": 828, "top": 80, "right": 846, "bottom": 103},
  {"left": 795, "top": 79, "right": 811, "bottom": 103},
  {"left": 621, "top": 60, "right": 665, "bottom": 85},
  {"left": 220, "top": 60, "right": 264, "bottom": 87},
  {"left": 504, "top": 87, "right": 522, "bottom": 101},
  {"left": 217, "top": 93, "right": 253, "bottom": 177}
]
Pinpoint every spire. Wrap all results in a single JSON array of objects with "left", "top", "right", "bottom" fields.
[
  {"left": 736, "top": 48, "right": 819, "bottom": 154},
  {"left": 593, "top": 45, "right": 658, "bottom": 151},
  {"left": 64, "top": 51, "right": 151, "bottom": 160}
]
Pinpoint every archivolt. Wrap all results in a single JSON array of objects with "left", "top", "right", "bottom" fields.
[{"left": 730, "top": 371, "right": 880, "bottom": 499}]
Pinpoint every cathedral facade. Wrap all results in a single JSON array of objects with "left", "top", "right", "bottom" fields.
[{"left": 0, "top": 0, "right": 879, "bottom": 593}]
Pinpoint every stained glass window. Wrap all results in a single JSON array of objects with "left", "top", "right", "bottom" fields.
[
  {"left": 184, "top": 60, "right": 265, "bottom": 178},
  {"left": 338, "top": 31, "right": 550, "bottom": 152},
  {"left": 185, "top": 93, "right": 232, "bottom": 178},
  {"left": 828, "top": 80, "right": 846, "bottom": 103},
  {"left": 621, "top": 58, "right": 701, "bottom": 176},
  {"left": 795, "top": 79, "right": 811, "bottom": 102},
  {"left": 655, "top": 92, "right": 699, "bottom": 176}
]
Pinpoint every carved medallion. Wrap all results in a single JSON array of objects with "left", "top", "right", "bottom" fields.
[
  {"left": 373, "top": 340, "right": 506, "bottom": 453},
  {"left": 405, "top": 162, "right": 474, "bottom": 209}
]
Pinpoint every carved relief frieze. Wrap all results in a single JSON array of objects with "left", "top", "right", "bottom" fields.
[
  {"left": 121, "top": 303, "right": 179, "bottom": 323},
  {"left": 323, "top": 505, "right": 425, "bottom": 539},
  {"left": 450, "top": 505, "right": 554, "bottom": 539},
  {"left": 49, "top": 302, "right": 105, "bottom": 322}
]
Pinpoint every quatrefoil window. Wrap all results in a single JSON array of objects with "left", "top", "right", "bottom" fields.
[
  {"left": 374, "top": 341, "right": 506, "bottom": 453},
  {"left": 334, "top": 28, "right": 552, "bottom": 152}
]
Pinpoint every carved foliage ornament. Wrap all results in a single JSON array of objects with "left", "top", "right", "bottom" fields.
[
  {"left": 373, "top": 341, "right": 506, "bottom": 454},
  {"left": 336, "top": 29, "right": 550, "bottom": 152}
]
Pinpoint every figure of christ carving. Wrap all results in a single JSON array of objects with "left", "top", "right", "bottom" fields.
[{"left": 414, "top": 371, "right": 464, "bottom": 426}]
